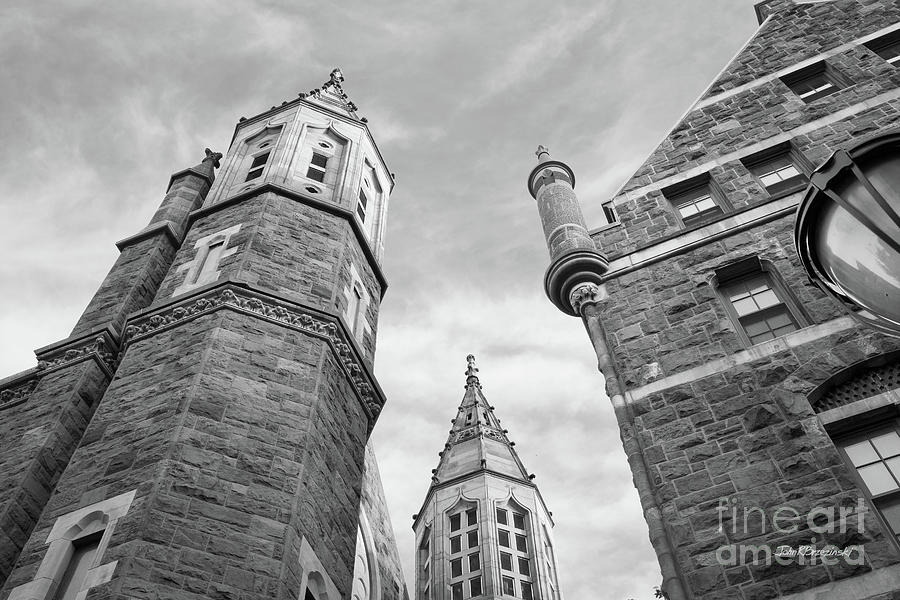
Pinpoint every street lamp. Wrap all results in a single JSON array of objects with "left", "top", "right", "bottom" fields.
[{"left": 795, "top": 130, "right": 900, "bottom": 336}]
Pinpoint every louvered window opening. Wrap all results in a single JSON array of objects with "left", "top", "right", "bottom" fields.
[{"left": 814, "top": 362, "right": 900, "bottom": 413}]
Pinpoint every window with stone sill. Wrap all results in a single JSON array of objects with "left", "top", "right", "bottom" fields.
[
  {"left": 865, "top": 30, "right": 900, "bottom": 65},
  {"left": 741, "top": 145, "right": 810, "bottom": 196},
  {"left": 780, "top": 62, "right": 846, "bottom": 103},
  {"left": 712, "top": 257, "right": 808, "bottom": 348},
  {"left": 661, "top": 176, "right": 729, "bottom": 229},
  {"left": 602, "top": 201, "right": 618, "bottom": 224},
  {"left": 837, "top": 424, "right": 900, "bottom": 544}
]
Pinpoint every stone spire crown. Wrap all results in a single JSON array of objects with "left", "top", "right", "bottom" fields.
[{"left": 429, "top": 356, "right": 531, "bottom": 488}]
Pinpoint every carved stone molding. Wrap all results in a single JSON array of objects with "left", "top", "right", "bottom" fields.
[
  {"left": 122, "top": 283, "right": 385, "bottom": 422},
  {"left": 452, "top": 424, "right": 509, "bottom": 445},
  {"left": 569, "top": 281, "right": 608, "bottom": 314},
  {"left": 0, "top": 377, "right": 39, "bottom": 410},
  {"left": 35, "top": 332, "right": 119, "bottom": 379}
]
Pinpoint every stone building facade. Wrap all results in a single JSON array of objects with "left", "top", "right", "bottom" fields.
[
  {"left": 0, "top": 70, "right": 407, "bottom": 600},
  {"left": 412, "top": 357, "right": 563, "bottom": 600},
  {"left": 528, "top": 0, "right": 900, "bottom": 598}
]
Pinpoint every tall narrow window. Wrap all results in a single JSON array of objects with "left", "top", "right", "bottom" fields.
[
  {"left": 450, "top": 558, "right": 462, "bottom": 578},
  {"left": 501, "top": 577, "right": 515, "bottom": 595},
  {"left": 714, "top": 257, "right": 808, "bottom": 347},
  {"left": 307, "top": 152, "right": 328, "bottom": 182},
  {"left": 521, "top": 581, "right": 534, "bottom": 600},
  {"left": 602, "top": 201, "right": 618, "bottom": 224},
  {"left": 54, "top": 533, "right": 101, "bottom": 600},
  {"left": 468, "top": 553, "right": 479, "bottom": 572},
  {"left": 450, "top": 514, "right": 461, "bottom": 532},
  {"left": 246, "top": 151, "right": 270, "bottom": 181},
  {"left": 197, "top": 240, "right": 225, "bottom": 281},
  {"left": 662, "top": 177, "right": 727, "bottom": 228},
  {"left": 469, "top": 577, "right": 482, "bottom": 597},
  {"left": 357, "top": 189, "right": 368, "bottom": 222},
  {"left": 466, "top": 508, "right": 477, "bottom": 527}
]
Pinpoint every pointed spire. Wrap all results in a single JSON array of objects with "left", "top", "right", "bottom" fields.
[
  {"left": 427, "top": 356, "right": 531, "bottom": 488},
  {"left": 465, "top": 354, "right": 480, "bottom": 388}
]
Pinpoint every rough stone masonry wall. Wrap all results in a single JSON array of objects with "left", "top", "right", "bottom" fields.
[
  {"left": 598, "top": 0, "right": 900, "bottom": 256},
  {"left": 155, "top": 192, "right": 382, "bottom": 360},
  {"left": 0, "top": 363, "right": 108, "bottom": 588},
  {"left": 0, "top": 311, "right": 370, "bottom": 600}
]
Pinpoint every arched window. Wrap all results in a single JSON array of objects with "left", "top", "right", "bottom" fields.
[
  {"left": 712, "top": 256, "right": 809, "bottom": 347},
  {"left": 495, "top": 499, "right": 534, "bottom": 600},
  {"left": 812, "top": 352, "right": 900, "bottom": 547}
]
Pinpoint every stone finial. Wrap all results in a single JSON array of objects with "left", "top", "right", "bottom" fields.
[
  {"left": 330, "top": 67, "right": 344, "bottom": 84},
  {"left": 535, "top": 145, "right": 551, "bottom": 162},
  {"left": 465, "top": 354, "right": 481, "bottom": 387},
  {"left": 203, "top": 148, "right": 223, "bottom": 169}
]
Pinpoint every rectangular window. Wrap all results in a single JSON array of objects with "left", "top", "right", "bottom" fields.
[
  {"left": 197, "top": 240, "right": 225, "bottom": 280},
  {"left": 467, "top": 530, "right": 478, "bottom": 548},
  {"left": 499, "top": 529, "right": 510, "bottom": 547},
  {"left": 502, "top": 576, "right": 515, "bottom": 596},
  {"left": 306, "top": 152, "right": 328, "bottom": 182},
  {"left": 451, "top": 535, "right": 461, "bottom": 554},
  {"left": 422, "top": 586, "right": 429, "bottom": 600},
  {"left": 724, "top": 274, "right": 799, "bottom": 344},
  {"left": 451, "top": 582, "right": 463, "bottom": 600},
  {"left": 840, "top": 428, "right": 900, "bottom": 541},
  {"left": 781, "top": 62, "right": 843, "bottom": 102},
  {"left": 496, "top": 508, "right": 508, "bottom": 525},
  {"left": 450, "top": 514, "right": 461, "bottom": 532},
  {"left": 521, "top": 581, "right": 534, "bottom": 600},
  {"left": 744, "top": 151, "right": 807, "bottom": 195},
  {"left": 866, "top": 30, "right": 900, "bottom": 65},
  {"left": 512, "top": 513, "right": 525, "bottom": 530},
  {"left": 500, "top": 552, "right": 512, "bottom": 571},
  {"left": 662, "top": 178, "right": 726, "bottom": 228},
  {"left": 470, "top": 577, "right": 482, "bottom": 597},
  {"left": 602, "top": 201, "right": 618, "bottom": 224},
  {"left": 451, "top": 558, "right": 462, "bottom": 578},
  {"left": 245, "top": 151, "right": 270, "bottom": 181},
  {"left": 466, "top": 508, "right": 477, "bottom": 527},
  {"left": 515, "top": 534, "right": 527, "bottom": 553},
  {"left": 468, "top": 552, "right": 480, "bottom": 572},
  {"left": 518, "top": 557, "right": 530, "bottom": 576}
]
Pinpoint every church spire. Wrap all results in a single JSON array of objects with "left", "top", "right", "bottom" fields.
[{"left": 430, "top": 355, "right": 531, "bottom": 488}]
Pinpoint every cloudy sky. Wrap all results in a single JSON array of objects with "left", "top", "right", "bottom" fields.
[{"left": 0, "top": 1, "right": 761, "bottom": 598}]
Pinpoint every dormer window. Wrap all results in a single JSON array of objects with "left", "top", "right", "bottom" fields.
[
  {"left": 306, "top": 152, "right": 328, "bottom": 183},
  {"left": 245, "top": 151, "right": 270, "bottom": 181}
]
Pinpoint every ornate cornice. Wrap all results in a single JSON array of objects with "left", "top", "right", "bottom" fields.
[
  {"left": 1, "top": 330, "right": 120, "bottom": 410},
  {"left": 34, "top": 329, "right": 120, "bottom": 379},
  {"left": 122, "top": 282, "right": 385, "bottom": 423},
  {"left": 0, "top": 376, "right": 39, "bottom": 410}
]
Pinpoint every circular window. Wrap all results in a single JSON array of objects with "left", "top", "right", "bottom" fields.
[
  {"left": 258, "top": 141, "right": 270, "bottom": 148},
  {"left": 305, "top": 186, "right": 320, "bottom": 194},
  {"left": 318, "top": 141, "right": 332, "bottom": 149}
]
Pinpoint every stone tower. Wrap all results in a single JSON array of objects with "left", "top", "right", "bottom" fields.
[
  {"left": 0, "top": 70, "right": 407, "bottom": 600},
  {"left": 412, "top": 356, "right": 563, "bottom": 600},
  {"left": 529, "top": 1, "right": 900, "bottom": 599}
]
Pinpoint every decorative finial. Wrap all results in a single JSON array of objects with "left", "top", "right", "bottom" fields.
[
  {"left": 536, "top": 145, "right": 550, "bottom": 162},
  {"left": 465, "top": 354, "right": 480, "bottom": 387},
  {"left": 330, "top": 67, "right": 344, "bottom": 84},
  {"left": 203, "top": 148, "right": 223, "bottom": 169}
]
